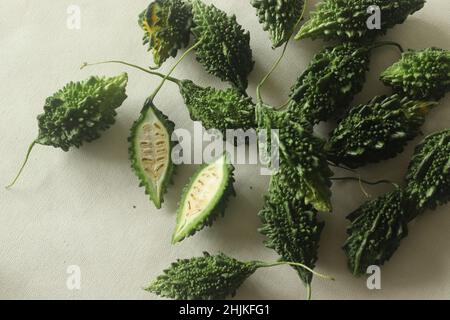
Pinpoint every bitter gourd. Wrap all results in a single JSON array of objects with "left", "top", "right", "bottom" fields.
[
  {"left": 257, "top": 105, "right": 333, "bottom": 212},
  {"left": 139, "top": 0, "right": 193, "bottom": 66},
  {"left": 288, "top": 42, "right": 371, "bottom": 123},
  {"left": 172, "top": 153, "right": 235, "bottom": 244},
  {"left": 179, "top": 80, "right": 256, "bottom": 135},
  {"left": 327, "top": 94, "right": 437, "bottom": 169},
  {"left": 296, "top": 0, "right": 426, "bottom": 42},
  {"left": 405, "top": 129, "right": 450, "bottom": 213},
  {"left": 381, "top": 48, "right": 450, "bottom": 101},
  {"left": 259, "top": 195, "right": 324, "bottom": 286},
  {"left": 191, "top": 0, "right": 254, "bottom": 91},
  {"left": 129, "top": 99, "right": 176, "bottom": 209},
  {"left": 344, "top": 189, "right": 412, "bottom": 276},
  {"left": 251, "top": 0, "right": 306, "bottom": 48}
]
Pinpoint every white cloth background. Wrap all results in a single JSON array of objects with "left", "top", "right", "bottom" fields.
[{"left": 0, "top": 0, "right": 449, "bottom": 299}]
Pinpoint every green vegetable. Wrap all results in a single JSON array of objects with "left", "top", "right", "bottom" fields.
[
  {"left": 381, "top": 48, "right": 450, "bottom": 101},
  {"left": 128, "top": 99, "right": 176, "bottom": 209},
  {"left": 172, "top": 153, "right": 235, "bottom": 244},
  {"left": 7, "top": 74, "right": 128, "bottom": 188},
  {"left": 139, "top": 0, "right": 193, "bottom": 66},
  {"left": 344, "top": 189, "right": 411, "bottom": 276},
  {"left": 405, "top": 129, "right": 450, "bottom": 213},
  {"left": 259, "top": 196, "right": 324, "bottom": 287},
  {"left": 288, "top": 42, "right": 371, "bottom": 123},
  {"left": 251, "top": 0, "right": 306, "bottom": 48},
  {"left": 257, "top": 105, "right": 333, "bottom": 212},
  {"left": 146, "top": 252, "right": 333, "bottom": 300},
  {"left": 295, "top": 0, "right": 426, "bottom": 42},
  {"left": 191, "top": 0, "right": 254, "bottom": 91},
  {"left": 179, "top": 80, "right": 256, "bottom": 135},
  {"left": 327, "top": 94, "right": 437, "bottom": 169}
]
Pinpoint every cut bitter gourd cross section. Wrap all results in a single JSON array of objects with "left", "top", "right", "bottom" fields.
[
  {"left": 172, "top": 154, "right": 235, "bottom": 244},
  {"left": 129, "top": 101, "right": 176, "bottom": 209}
]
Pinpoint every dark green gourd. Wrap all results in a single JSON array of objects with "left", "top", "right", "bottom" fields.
[
  {"left": 296, "top": 0, "right": 426, "bottom": 42},
  {"left": 405, "top": 129, "right": 450, "bottom": 213},
  {"left": 381, "top": 48, "right": 450, "bottom": 100},
  {"left": 288, "top": 42, "right": 371, "bottom": 123},
  {"left": 327, "top": 94, "right": 437, "bottom": 169},
  {"left": 251, "top": 0, "right": 306, "bottom": 48},
  {"left": 7, "top": 74, "right": 128, "bottom": 188},
  {"left": 191, "top": 0, "right": 254, "bottom": 91}
]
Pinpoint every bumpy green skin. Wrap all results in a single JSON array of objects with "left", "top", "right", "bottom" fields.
[
  {"left": 139, "top": 0, "right": 193, "bottom": 66},
  {"left": 179, "top": 80, "right": 256, "bottom": 135},
  {"left": 146, "top": 252, "right": 259, "bottom": 300},
  {"left": 381, "top": 48, "right": 450, "bottom": 101},
  {"left": 257, "top": 105, "right": 333, "bottom": 212},
  {"left": 259, "top": 196, "right": 323, "bottom": 285},
  {"left": 296, "top": 0, "right": 425, "bottom": 42},
  {"left": 172, "top": 156, "right": 236, "bottom": 243},
  {"left": 344, "top": 190, "right": 412, "bottom": 276},
  {"left": 327, "top": 94, "right": 437, "bottom": 169},
  {"left": 36, "top": 74, "right": 128, "bottom": 151},
  {"left": 128, "top": 100, "right": 176, "bottom": 209},
  {"left": 191, "top": 0, "right": 254, "bottom": 91},
  {"left": 251, "top": 0, "right": 305, "bottom": 48},
  {"left": 288, "top": 43, "right": 371, "bottom": 123},
  {"left": 405, "top": 129, "right": 450, "bottom": 213}
]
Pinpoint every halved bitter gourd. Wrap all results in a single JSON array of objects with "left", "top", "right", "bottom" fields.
[
  {"left": 172, "top": 153, "right": 236, "bottom": 244},
  {"left": 129, "top": 99, "right": 176, "bottom": 209}
]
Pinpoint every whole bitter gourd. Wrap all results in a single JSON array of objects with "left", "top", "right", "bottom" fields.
[
  {"left": 405, "top": 129, "right": 450, "bottom": 213},
  {"left": 295, "top": 0, "right": 426, "bottom": 42},
  {"left": 344, "top": 189, "right": 412, "bottom": 276},
  {"left": 326, "top": 94, "right": 438, "bottom": 169},
  {"left": 381, "top": 48, "right": 450, "bottom": 101},
  {"left": 139, "top": 0, "right": 193, "bottom": 66},
  {"left": 129, "top": 99, "right": 177, "bottom": 209},
  {"left": 288, "top": 42, "right": 371, "bottom": 123},
  {"left": 191, "top": 0, "right": 254, "bottom": 91},
  {"left": 251, "top": 0, "right": 306, "bottom": 48}
]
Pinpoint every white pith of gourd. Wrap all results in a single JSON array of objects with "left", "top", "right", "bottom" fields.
[
  {"left": 174, "top": 155, "right": 227, "bottom": 238},
  {"left": 135, "top": 110, "right": 170, "bottom": 200}
]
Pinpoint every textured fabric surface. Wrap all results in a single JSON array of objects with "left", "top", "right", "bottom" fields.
[{"left": 0, "top": 0, "right": 449, "bottom": 299}]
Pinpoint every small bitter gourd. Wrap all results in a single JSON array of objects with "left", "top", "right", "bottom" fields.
[
  {"left": 288, "top": 42, "right": 371, "bottom": 123},
  {"left": 381, "top": 47, "right": 450, "bottom": 101},
  {"left": 344, "top": 189, "right": 412, "bottom": 276},
  {"left": 129, "top": 99, "right": 176, "bottom": 209},
  {"left": 139, "top": 0, "right": 193, "bottom": 66},
  {"left": 172, "top": 153, "right": 235, "bottom": 244},
  {"left": 295, "top": 0, "right": 426, "bottom": 42},
  {"left": 7, "top": 74, "right": 128, "bottom": 188},
  {"left": 178, "top": 80, "right": 256, "bottom": 135},
  {"left": 251, "top": 0, "right": 306, "bottom": 48},
  {"left": 327, "top": 94, "right": 437, "bottom": 169},
  {"left": 257, "top": 105, "right": 333, "bottom": 212},
  {"left": 191, "top": 0, "right": 254, "bottom": 91},
  {"left": 259, "top": 195, "right": 324, "bottom": 287},
  {"left": 405, "top": 129, "right": 450, "bottom": 213}
]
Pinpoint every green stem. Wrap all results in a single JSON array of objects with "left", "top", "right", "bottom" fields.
[
  {"left": 331, "top": 176, "right": 399, "bottom": 188},
  {"left": 149, "top": 40, "right": 202, "bottom": 102},
  {"left": 258, "top": 261, "right": 335, "bottom": 281},
  {"left": 80, "top": 61, "right": 180, "bottom": 85},
  {"left": 306, "top": 283, "right": 312, "bottom": 301},
  {"left": 256, "top": 2, "right": 307, "bottom": 104},
  {"left": 371, "top": 41, "right": 404, "bottom": 54},
  {"left": 6, "top": 140, "right": 37, "bottom": 189}
]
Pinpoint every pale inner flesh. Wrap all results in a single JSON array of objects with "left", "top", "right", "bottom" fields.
[{"left": 138, "top": 121, "right": 169, "bottom": 187}]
